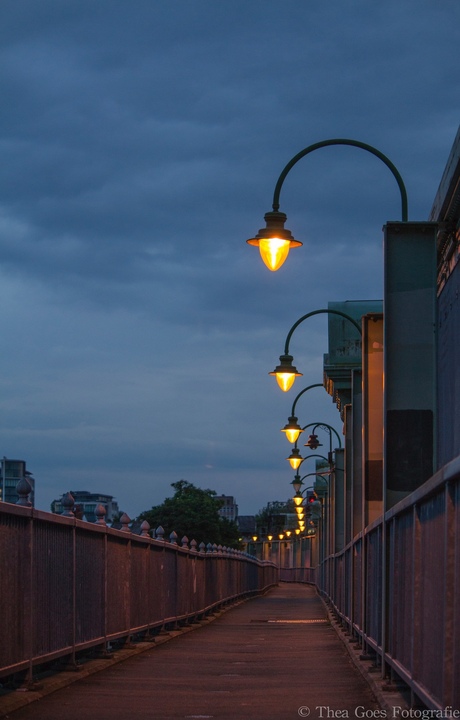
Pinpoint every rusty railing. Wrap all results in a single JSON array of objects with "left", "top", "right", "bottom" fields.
[
  {"left": 0, "top": 503, "right": 278, "bottom": 682},
  {"left": 318, "top": 458, "right": 460, "bottom": 710}
]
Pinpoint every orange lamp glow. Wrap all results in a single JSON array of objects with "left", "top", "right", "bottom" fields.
[
  {"left": 258, "top": 237, "right": 291, "bottom": 272},
  {"left": 270, "top": 354, "right": 302, "bottom": 392},
  {"left": 246, "top": 211, "right": 302, "bottom": 272},
  {"left": 281, "top": 416, "right": 303, "bottom": 444},
  {"left": 287, "top": 448, "right": 303, "bottom": 470}
]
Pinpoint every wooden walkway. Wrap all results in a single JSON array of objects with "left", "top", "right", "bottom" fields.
[{"left": 1, "top": 584, "right": 384, "bottom": 720}]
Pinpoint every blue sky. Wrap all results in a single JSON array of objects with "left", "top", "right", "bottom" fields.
[{"left": 0, "top": 0, "right": 459, "bottom": 518}]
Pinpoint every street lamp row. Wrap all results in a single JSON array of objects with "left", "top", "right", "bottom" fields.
[{"left": 247, "top": 137, "right": 409, "bottom": 560}]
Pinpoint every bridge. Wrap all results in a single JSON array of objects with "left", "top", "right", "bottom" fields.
[
  {"left": 0, "top": 463, "right": 458, "bottom": 718},
  {"left": 1, "top": 129, "right": 460, "bottom": 719}
]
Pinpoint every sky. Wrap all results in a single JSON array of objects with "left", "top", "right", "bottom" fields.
[{"left": 0, "top": 0, "right": 459, "bottom": 520}]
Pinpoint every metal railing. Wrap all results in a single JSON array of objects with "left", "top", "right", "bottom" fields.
[
  {"left": 0, "top": 504, "right": 278, "bottom": 681},
  {"left": 279, "top": 567, "right": 316, "bottom": 584},
  {"left": 318, "top": 457, "right": 460, "bottom": 710}
]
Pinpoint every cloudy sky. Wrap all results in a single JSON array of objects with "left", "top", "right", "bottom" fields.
[{"left": 0, "top": 0, "right": 458, "bottom": 520}]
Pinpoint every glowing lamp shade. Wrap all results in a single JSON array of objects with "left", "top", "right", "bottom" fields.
[
  {"left": 293, "top": 495, "right": 303, "bottom": 507},
  {"left": 297, "top": 512, "right": 305, "bottom": 521},
  {"left": 257, "top": 237, "right": 290, "bottom": 271},
  {"left": 287, "top": 448, "right": 303, "bottom": 470},
  {"left": 270, "top": 354, "right": 302, "bottom": 393},
  {"left": 277, "top": 372, "right": 296, "bottom": 392},
  {"left": 281, "top": 416, "right": 303, "bottom": 444},
  {"left": 246, "top": 211, "right": 302, "bottom": 272}
]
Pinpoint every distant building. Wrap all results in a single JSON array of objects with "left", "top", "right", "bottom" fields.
[
  {"left": 0, "top": 458, "right": 35, "bottom": 506},
  {"left": 215, "top": 495, "right": 238, "bottom": 522},
  {"left": 51, "top": 490, "right": 119, "bottom": 523},
  {"left": 236, "top": 515, "right": 257, "bottom": 539}
]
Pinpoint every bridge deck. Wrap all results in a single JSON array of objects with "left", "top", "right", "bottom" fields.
[{"left": 1, "top": 584, "right": 383, "bottom": 720}]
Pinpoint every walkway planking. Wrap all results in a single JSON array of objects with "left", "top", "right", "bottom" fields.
[{"left": 3, "top": 584, "right": 379, "bottom": 720}]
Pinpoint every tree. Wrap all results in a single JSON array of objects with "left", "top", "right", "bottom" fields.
[{"left": 136, "top": 480, "right": 241, "bottom": 548}]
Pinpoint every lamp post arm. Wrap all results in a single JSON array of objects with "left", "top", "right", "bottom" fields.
[
  {"left": 302, "top": 423, "right": 342, "bottom": 448},
  {"left": 298, "top": 452, "right": 329, "bottom": 465},
  {"left": 283, "top": 308, "right": 362, "bottom": 356},
  {"left": 299, "top": 472, "right": 326, "bottom": 495},
  {"left": 311, "top": 422, "right": 342, "bottom": 449},
  {"left": 290, "top": 383, "right": 324, "bottom": 416},
  {"left": 272, "top": 138, "right": 408, "bottom": 222},
  {"left": 297, "top": 475, "right": 330, "bottom": 495}
]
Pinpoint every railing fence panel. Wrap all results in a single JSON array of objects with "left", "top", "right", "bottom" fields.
[{"left": 0, "top": 505, "right": 277, "bottom": 681}]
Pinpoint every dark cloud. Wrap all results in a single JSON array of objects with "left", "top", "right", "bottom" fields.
[{"left": 0, "top": 0, "right": 458, "bottom": 515}]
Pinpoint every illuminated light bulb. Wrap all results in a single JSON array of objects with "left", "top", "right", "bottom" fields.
[
  {"left": 270, "top": 354, "right": 302, "bottom": 393},
  {"left": 287, "top": 448, "right": 303, "bottom": 470},
  {"left": 258, "top": 237, "right": 291, "bottom": 272},
  {"left": 281, "top": 416, "right": 303, "bottom": 444},
  {"left": 246, "top": 210, "right": 302, "bottom": 272}
]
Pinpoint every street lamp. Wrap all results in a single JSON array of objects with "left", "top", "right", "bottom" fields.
[
  {"left": 280, "top": 383, "right": 324, "bottom": 443},
  {"left": 246, "top": 137, "right": 408, "bottom": 272},
  {"left": 286, "top": 424, "right": 340, "bottom": 478},
  {"left": 302, "top": 422, "right": 342, "bottom": 464},
  {"left": 270, "top": 308, "right": 362, "bottom": 392},
  {"left": 291, "top": 466, "right": 329, "bottom": 493},
  {"left": 292, "top": 484, "right": 325, "bottom": 527},
  {"left": 286, "top": 447, "right": 303, "bottom": 470}
]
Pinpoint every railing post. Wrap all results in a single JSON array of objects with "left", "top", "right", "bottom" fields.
[
  {"left": 140, "top": 520, "right": 150, "bottom": 537},
  {"left": 95, "top": 504, "right": 107, "bottom": 526},
  {"left": 120, "top": 513, "right": 131, "bottom": 532}
]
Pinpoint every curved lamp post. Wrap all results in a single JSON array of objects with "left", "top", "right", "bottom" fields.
[
  {"left": 280, "top": 382, "right": 324, "bottom": 443},
  {"left": 291, "top": 470, "right": 328, "bottom": 494},
  {"left": 287, "top": 421, "right": 340, "bottom": 470},
  {"left": 302, "top": 422, "right": 342, "bottom": 462},
  {"left": 290, "top": 453, "right": 330, "bottom": 486},
  {"left": 246, "top": 138, "right": 408, "bottom": 271},
  {"left": 302, "top": 423, "right": 342, "bottom": 452},
  {"left": 271, "top": 308, "right": 362, "bottom": 392}
]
